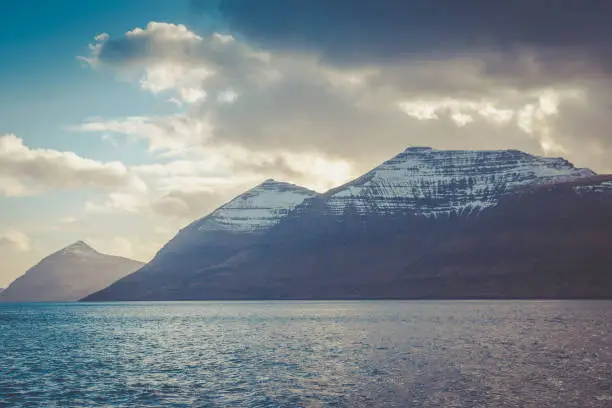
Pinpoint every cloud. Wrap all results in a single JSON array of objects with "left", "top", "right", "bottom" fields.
[
  {"left": 71, "top": 115, "right": 213, "bottom": 155},
  {"left": 183, "top": 2, "right": 612, "bottom": 168},
  {"left": 85, "top": 236, "right": 142, "bottom": 260},
  {"left": 80, "top": 142, "right": 351, "bottom": 219},
  {"left": 0, "top": 134, "right": 146, "bottom": 196},
  {"left": 82, "top": 22, "right": 274, "bottom": 105},
  {"left": 151, "top": 189, "right": 227, "bottom": 219},
  {"left": 94, "top": 33, "right": 109, "bottom": 42},
  {"left": 0, "top": 231, "right": 30, "bottom": 252},
  {"left": 142, "top": 149, "right": 353, "bottom": 219},
  {"left": 85, "top": 192, "right": 145, "bottom": 214},
  {"left": 192, "top": 0, "right": 612, "bottom": 71},
  {"left": 78, "top": 23, "right": 597, "bottom": 165},
  {"left": 57, "top": 217, "right": 89, "bottom": 229},
  {"left": 0, "top": 177, "right": 30, "bottom": 197}
]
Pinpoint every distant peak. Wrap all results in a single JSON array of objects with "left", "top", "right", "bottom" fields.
[
  {"left": 68, "top": 240, "right": 92, "bottom": 249},
  {"left": 58, "top": 240, "right": 98, "bottom": 256},
  {"left": 261, "top": 178, "right": 279, "bottom": 185},
  {"left": 255, "top": 179, "right": 314, "bottom": 193}
]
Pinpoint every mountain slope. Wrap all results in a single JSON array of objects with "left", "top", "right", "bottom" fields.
[
  {"left": 0, "top": 241, "right": 144, "bottom": 302},
  {"left": 82, "top": 148, "right": 612, "bottom": 301},
  {"left": 83, "top": 180, "right": 317, "bottom": 301},
  {"left": 129, "top": 177, "right": 612, "bottom": 300},
  {"left": 267, "top": 147, "right": 599, "bottom": 243}
]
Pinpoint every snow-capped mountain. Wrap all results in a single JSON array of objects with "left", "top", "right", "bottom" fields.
[
  {"left": 123, "top": 174, "right": 612, "bottom": 301},
  {"left": 82, "top": 179, "right": 317, "bottom": 301},
  {"left": 83, "top": 147, "right": 612, "bottom": 301},
  {"left": 196, "top": 179, "right": 318, "bottom": 233},
  {"left": 301, "top": 147, "right": 595, "bottom": 217},
  {"left": 0, "top": 241, "right": 144, "bottom": 302},
  {"left": 152, "top": 179, "right": 317, "bottom": 261}
]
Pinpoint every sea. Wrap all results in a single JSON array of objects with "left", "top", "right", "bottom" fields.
[{"left": 1, "top": 301, "right": 611, "bottom": 407}]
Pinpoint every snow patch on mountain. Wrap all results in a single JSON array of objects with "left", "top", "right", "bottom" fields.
[
  {"left": 574, "top": 181, "right": 612, "bottom": 194},
  {"left": 319, "top": 147, "right": 595, "bottom": 216},
  {"left": 135, "top": 179, "right": 318, "bottom": 267},
  {"left": 194, "top": 179, "right": 318, "bottom": 233}
]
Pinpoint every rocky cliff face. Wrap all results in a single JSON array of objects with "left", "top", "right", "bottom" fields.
[
  {"left": 83, "top": 180, "right": 317, "bottom": 301},
  {"left": 0, "top": 241, "right": 144, "bottom": 302}
]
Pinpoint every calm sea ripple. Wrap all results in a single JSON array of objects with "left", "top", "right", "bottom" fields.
[{"left": 1, "top": 301, "right": 611, "bottom": 407}]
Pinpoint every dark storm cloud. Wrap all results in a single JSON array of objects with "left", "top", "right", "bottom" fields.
[
  {"left": 185, "top": 0, "right": 612, "bottom": 173},
  {"left": 191, "top": 0, "right": 612, "bottom": 64}
]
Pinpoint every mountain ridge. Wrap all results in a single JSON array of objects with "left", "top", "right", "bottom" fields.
[
  {"left": 306, "top": 147, "right": 595, "bottom": 217},
  {"left": 82, "top": 147, "right": 612, "bottom": 301}
]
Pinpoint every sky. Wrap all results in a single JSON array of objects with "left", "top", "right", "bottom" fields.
[{"left": 1, "top": 0, "right": 611, "bottom": 287}]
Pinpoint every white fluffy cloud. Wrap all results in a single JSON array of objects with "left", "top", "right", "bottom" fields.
[
  {"left": 0, "top": 134, "right": 146, "bottom": 196},
  {"left": 0, "top": 231, "right": 30, "bottom": 252},
  {"left": 71, "top": 114, "right": 213, "bottom": 156}
]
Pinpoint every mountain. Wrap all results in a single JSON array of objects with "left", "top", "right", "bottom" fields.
[
  {"left": 83, "top": 180, "right": 317, "bottom": 301},
  {"left": 0, "top": 241, "right": 144, "bottom": 302},
  {"left": 297, "top": 147, "right": 595, "bottom": 217},
  {"left": 210, "top": 176, "right": 612, "bottom": 300},
  {"left": 83, "top": 148, "right": 612, "bottom": 301}
]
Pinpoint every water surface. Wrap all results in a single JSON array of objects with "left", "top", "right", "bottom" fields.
[{"left": 1, "top": 301, "right": 611, "bottom": 407}]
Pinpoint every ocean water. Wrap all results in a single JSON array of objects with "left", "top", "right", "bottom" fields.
[{"left": 1, "top": 301, "right": 611, "bottom": 407}]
